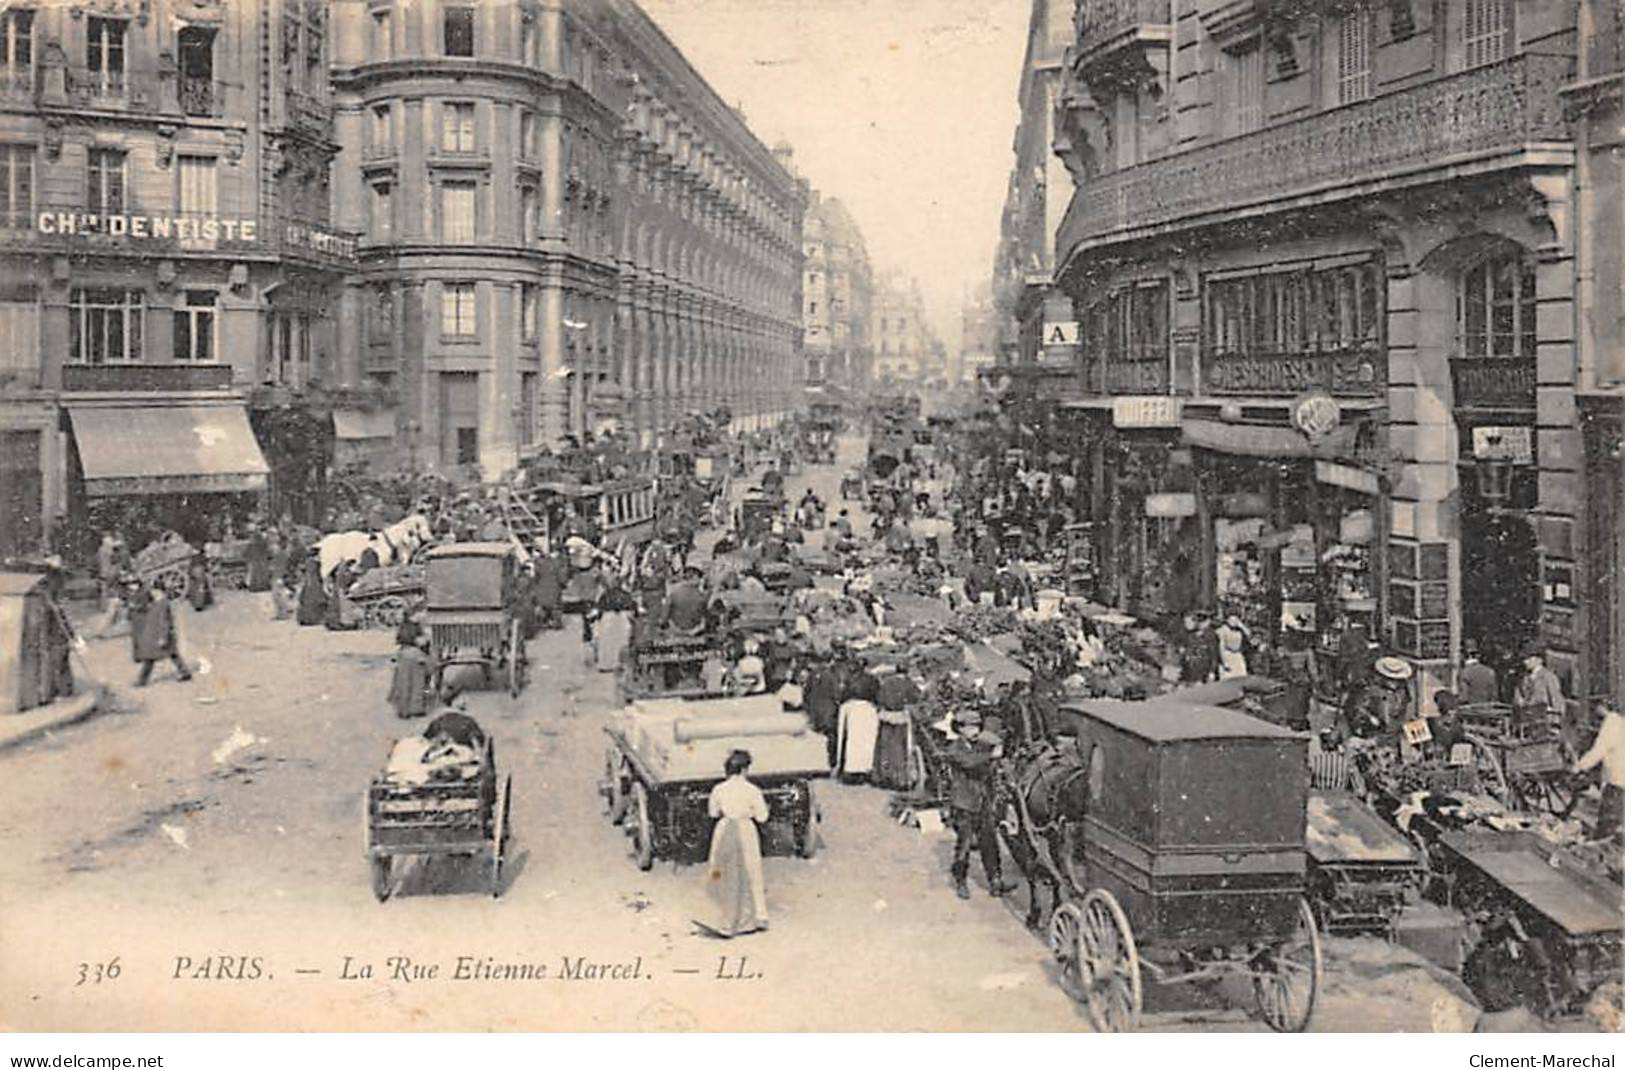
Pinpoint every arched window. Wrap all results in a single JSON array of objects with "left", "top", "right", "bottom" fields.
[{"left": 1457, "top": 249, "right": 1535, "bottom": 359}]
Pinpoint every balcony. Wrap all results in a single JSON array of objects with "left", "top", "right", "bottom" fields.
[
  {"left": 63, "top": 363, "right": 233, "bottom": 394},
  {"left": 64, "top": 67, "right": 156, "bottom": 111},
  {"left": 1073, "top": 0, "right": 1172, "bottom": 78},
  {"left": 0, "top": 65, "right": 34, "bottom": 102},
  {"left": 179, "top": 76, "right": 224, "bottom": 118},
  {"left": 276, "top": 217, "right": 361, "bottom": 269},
  {"left": 285, "top": 90, "right": 335, "bottom": 137},
  {"left": 1059, "top": 53, "right": 1572, "bottom": 256}
]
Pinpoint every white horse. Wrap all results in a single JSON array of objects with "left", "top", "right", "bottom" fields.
[{"left": 315, "top": 513, "right": 434, "bottom": 577}]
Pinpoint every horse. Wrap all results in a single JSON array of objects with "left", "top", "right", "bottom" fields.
[
  {"left": 994, "top": 737, "right": 1095, "bottom": 930},
  {"left": 315, "top": 513, "right": 433, "bottom": 578}
]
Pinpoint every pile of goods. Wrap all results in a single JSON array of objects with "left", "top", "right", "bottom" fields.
[{"left": 347, "top": 562, "right": 427, "bottom": 629}]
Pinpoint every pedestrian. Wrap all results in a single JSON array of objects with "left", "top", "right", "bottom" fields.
[
  {"left": 244, "top": 526, "right": 272, "bottom": 593},
  {"left": 594, "top": 577, "right": 637, "bottom": 674},
  {"left": 1215, "top": 614, "right": 1250, "bottom": 680},
  {"left": 944, "top": 708, "right": 1013, "bottom": 900},
  {"left": 532, "top": 548, "right": 564, "bottom": 632},
  {"left": 130, "top": 581, "right": 191, "bottom": 687},
  {"left": 1573, "top": 699, "right": 1625, "bottom": 841},
  {"left": 296, "top": 552, "right": 327, "bottom": 626},
  {"left": 1514, "top": 643, "right": 1570, "bottom": 751},
  {"left": 699, "top": 749, "right": 771, "bottom": 938},
  {"left": 186, "top": 549, "right": 214, "bottom": 611},
  {"left": 96, "top": 531, "right": 123, "bottom": 612},
  {"left": 1459, "top": 640, "right": 1499, "bottom": 705},
  {"left": 387, "top": 624, "right": 433, "bottom": 719}
]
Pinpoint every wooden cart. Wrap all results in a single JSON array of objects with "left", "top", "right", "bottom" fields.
[
  {"left": 1047, "top": 699, "right": 1321, "bottom": 1032},
  {"left": 1305, "top": 789, "right": 1423, "bottom": 935},
  {"left": 363, "top": 736, "right": 513, "bottom": 901},
  {"left": 424, "top": 543, "right": 529, "bottom": 698},
  {"left": 600, "top": 695, "right": 830, "bottom": 869}
]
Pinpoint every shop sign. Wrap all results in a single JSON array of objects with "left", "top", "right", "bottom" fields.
[
  {"left": 1144, "top": 492, "right": 1196, "bottom": 518},
  {"left": 1292, "top": 391, "right": 1342, "bottom": 440},
  {"left": 1314, "top": 460, "right": 1380, "bottom": 496},
  {"left": 1203, "top": 351, "right": 1383, "bottom": 397},
  {"left": 1471, "top": 425, "right": 1533, "bottom": 465},
  {"left": 1105, "top": 361, "right": 1169, "bottom": 394},
  {"left": 1112, "top": 396, "right": 1183, "bottom": 429},
  {"left": 282, "top": 220, "right": 359, "bottom": 262},
  {"left": 35, "top": 211, "right": 257, "bottom": 243},
  {"left": 1043, "top": 321, "right": 1080, "bottom": 346}
]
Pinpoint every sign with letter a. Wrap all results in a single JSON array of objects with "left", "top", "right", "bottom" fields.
[{"left": 1043, "top": 321, "right": 1080, "bottom": 346}]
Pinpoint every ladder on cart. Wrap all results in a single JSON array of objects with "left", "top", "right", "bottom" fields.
[{"left": 500, "top": 488, "right": 548, "bottom": 551}]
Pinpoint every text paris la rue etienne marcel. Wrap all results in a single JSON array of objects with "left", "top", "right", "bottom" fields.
[{"left": 168, "top": 953, "right": 760, "bottom": 983}]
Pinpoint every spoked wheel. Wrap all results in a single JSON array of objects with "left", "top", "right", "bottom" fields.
[
  {"left": 794, "top": 781, "right": 821, "bottom": 858},
  {"left": 507, "top": 620, "right": 526, "bottom": 697},
  {"left": 1059, "top": 822, "right": 1088, "bottom": 897},
  {"left": 1511, "top": 773, "right": 1580, "bottom": 818},
  {"left": 1466, "top": 734, "right": 1510, "bottom": 805},
  {"left": 1047, "top": 901, "right": 1086, "bottom": 1000},
  {"left": 604, "top": 749, "right": 629, "bottom": 824},
  {"left": 630, "top": 781, "right": 655, "bottom": 871},
  {"left": 370, "top": 856, "right": 393, "bottom": 902},
  {"left": 1254, "top": 897, "right": 1322, "bottom": 1033},
  {"left": 1077, "top": 889, "right": 1142, "bottom": 1033},
  {"left": 490, "top": 774, "right": 513, "bottom": 898}
]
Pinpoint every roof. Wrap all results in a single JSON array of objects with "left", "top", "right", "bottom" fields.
[
  {"left": 0, "top": 573, "right": 47, "bottom": 597},
  {"left": 1058, "top": 698, "right": 1304, "bottom": 743},
  {"left": 425, "top": 542, "right": 515, "bottom": 559}
]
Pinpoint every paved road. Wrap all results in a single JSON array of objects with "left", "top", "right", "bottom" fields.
[{"left": 0, "top": 434, "right": 1475, "bottom": 1031}]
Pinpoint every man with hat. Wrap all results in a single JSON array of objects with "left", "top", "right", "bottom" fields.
[
  {"left": 943, "top": 708, "right": 1014, "bottom": 900},
  {"left": 1515, "top": 642, "right": 1571, "bottom": 753},
  {"left": 1343, "top": 655, "right": 1412, "bottom": 740},
  {"left": 1459, "top": 639, "right": 1499, "bottom": 705}
]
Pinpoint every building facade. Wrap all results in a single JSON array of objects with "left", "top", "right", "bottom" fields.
[
  {"left": 991, "top": 0, "right": 1077, "bottom": 384},
  {"left": 957, "top": 281, "right": 999, "bottom": 385},
  {"left": 1049, "top": 0, "right": 1622, "bottom": 710},
  {"left": 330, "top": 0, "right": 804, "bottom": 478},
  {"left": 0, "top": 0, "right": 359, "bottom": 556},
  {"left": 800, "top": 189, "right": 873, "bottom": 395},
  {"left": 871, "top": 269, "right": 939, "bottom": 386}
]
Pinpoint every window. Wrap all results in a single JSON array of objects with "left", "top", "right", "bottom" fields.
[
  {"left": 1205, "top": 262, "right": 1383, "bottom": 357},
  {"left": 807, "top": 301, "right": 817, "bottom": 316},
  {"left": 520, "top": 10, "right": 538, "bottom": 65},
  {"left": 519, "top": 184, "right": 537, "bottom": 244},
  {"left": 443, "top": 6, "right": 475, "bottom": 57},
  {"left": 441, "top": 282, "right": 477, "bottom": 337},
  {"left": 369, "top": 285, "right": 393, "bottom": 344},
  {"left": 456, "top": 427, "right": 479, "bottom": 465},
  {"left": 1084, "top": 282, "right": 1171, "bottom": 364},
  {"left": 70, "top": 288, "right": 143, "bottom": 364},
  {"left": 369, "top": 103, "right": 392, "bottom": 153},
  {"left": 520, "top": 111, "right": 537, "bottom": 160},
  {"left": 0, "top": 144, "right": 33, "bottom": 225},
  {"left": 178, "top": 26, "right": 215, "bottom": 116},
  {"left": 178, "top": 155, "right": 217, "bottom": 215},
  {"left": 1337, "top": 10, "right": 1372, "bottom": 104},
  {"left": 172, "top": 290, "right": 216, "bottom": 361},
  {"left": 371, "top": 8, "right": 391, "bottom": 58},
  {"left": 440, "top": 179, "right": 476, "bottom": 242},
  {"left": 519, "top": 371, "right": 536, "bottom": 445},
  {"left": 86, "top": 149, "right": 125, "bottom": 215},
  {"left": 1458, "top": 251, "right": 1535, "bottom": 359},
  {"left": 86, "top": 18, "right": 126, "bottom": 98},
  {"left": 1462, "top": 0, "right": 1509, "bottom": 70},
  {"left": 520, "top": 283, "right": 538, "bottom": 342},
  {"left": 0, "top": 288, "right": 39, "bottom": 375},
  {"left": 441, "top": 101, "right": 476, "bottom": 152},
  {"left": 369, "top": 179, "right": 392, "bottom": 239},
  {"left": 0, "top": 9, "right": 32, "bottom": 91},
  {"left": 1226, "top": 43, "right": 1265, "bottom": 135}
]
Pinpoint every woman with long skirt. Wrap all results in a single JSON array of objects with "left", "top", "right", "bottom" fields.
[
  {"left": 698, "top": 749, "right": 770, "bottom": 938},
  {"left": 594, "top": 579, "right": 637, "bottom": 673}
]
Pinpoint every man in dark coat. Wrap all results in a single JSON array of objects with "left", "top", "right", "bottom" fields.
[
  {"left": 964, "top": 559, "right": 997, "bottom": 606},
  {"left": 130, "top": 582, "right": 191, "bottom": 687},
  {"left": 244, "top": 528, "right": 272, "bottom": 592},
  {"left": 532, "top": 550, "right": 564, "bottom": 631},
  {"left": 944, "top": 709, "right": 1013, "bottom": 900},
  {"left": 387, "top": 632, "right": 432, "bottom": 719},
  {"left": 804, "top": 659, "right": 845, "bottom": 767},
  {"left": 664, "top": 573, "right": 708, "bottom": 635},
  {"left": 296, "top": 553, "right": 327, "bottom": 626},
  {"left": 1459, "top": 640, "right": 1500, "bottom": 705}
]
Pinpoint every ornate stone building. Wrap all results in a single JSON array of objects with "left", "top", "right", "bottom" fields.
[
  {"left": 0, "top": 0, "right": 358, "bottom": 554},
  {"left": 871, "top": 269, "right": 939, "bottom": 386},
  {"left": 330, "top": 0, "right": 804, "bottom": 476},
  {"left": 801, "top": 189, "right": 873, "bottom": 395},
  {"left": 1050, "top": 0, "right": 1618, "bottom": 711}
]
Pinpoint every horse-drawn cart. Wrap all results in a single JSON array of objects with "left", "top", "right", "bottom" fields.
[
  {"left": 364, "top": 733, "right": 513, "bottom": 902},
  {"left": 600, "top": 694, "right": 830, "bottom": 869},
  {"left": 1045, "top": 699, "right": 1321, "bottom": 1032}
]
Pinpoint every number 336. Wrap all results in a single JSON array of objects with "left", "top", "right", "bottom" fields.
[{"left": 76, "top": 958, "right": 121, "bottom": 986}]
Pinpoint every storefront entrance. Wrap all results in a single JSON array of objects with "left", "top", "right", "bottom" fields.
[{"left": 1458, "top": 468, "right": 1540, "bottom": 693}]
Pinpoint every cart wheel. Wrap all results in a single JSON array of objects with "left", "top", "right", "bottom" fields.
[
  {"left": 1077, "top": 888, "right": 1142, "bottom": 1033},
  {"left": 370, "top": 855, "right": 393, "bottom": 902},
  {"left": 490, "top": 774, "right": 512, "bottom": 898},
  {"left": 1514, "top": 773, "right": 1580, "bottom": 819},
  {"left": 507, "top": 621, "right": 525, "bottom": 697},
  {"left": 604, "top": 749, "right": 629, "bottom": 825},
  {"left": 1467, "top": 734, "right": 1510, "bottom": 805},
  {"left": 794, "top": 782, "right": 821, "bottom": 859},
  {"left": 1255, "top": 896, "right": 1322, "bottom": 1033},
  {"left": 1047, "top": 901, "right": 1086, "bottom": 1000},
  {"left": 630, "top": 781, "right": 655, "bottom": 871}
]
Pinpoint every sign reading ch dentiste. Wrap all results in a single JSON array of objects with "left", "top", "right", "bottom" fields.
[{"left": 36, "top": 211, "right": 259, "bottom": 242}]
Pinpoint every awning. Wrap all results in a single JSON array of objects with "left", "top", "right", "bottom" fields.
[
  {"left": 68, "top": 404, "right": 269, "bottom": 497},
  {"left": 1181, "top": 418, "right": 1361, "bottom": 460},
  {"left": 333, "top": 409, "right": 396, "bottom": 441}
]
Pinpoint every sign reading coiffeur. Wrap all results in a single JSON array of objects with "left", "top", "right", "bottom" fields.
[{"left": 36, "top": 211, "right": 258, "bottom": 242}]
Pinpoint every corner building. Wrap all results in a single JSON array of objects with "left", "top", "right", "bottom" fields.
[
  {"left": 1053, "top": 0, "right": 1616, "bottom": 716},
  {"left": 330, "top": 0, "right": 804, "bottom": 478}
]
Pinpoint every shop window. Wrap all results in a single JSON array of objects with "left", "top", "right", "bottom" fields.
[
  {"left": 439, "top": 179, "right": 476, "bottom": 242},
  {"left": 85, "top": 18, "right": 126, "bottom": 99},
  {"left": 1458, "top": 250, "right": 1535, "bottom": 359},
  {"left": 0, "top": 9, "right": 33, "bottom": 92},
  {"left": 440, "top": 281, "right": 477, "bottom": 339},
  {"left": 443, "top": 5, "right": 475, "bottom": 57},
  {"left": 0, "top": 143, "right": 33, "bottom": 226},
  {"left": 441, "top": 101, "right": 476, "bottom": 153},
  {"left": 86, "top": 148, "right": 125, "bottom": 215},
  {"left": 70, "top": 288, "right": 143, "bottom": 364},
  {"left": 172, "top": 290, "right": 216, "bottom": 362}
]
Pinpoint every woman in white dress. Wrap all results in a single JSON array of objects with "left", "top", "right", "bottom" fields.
[{"left": 701, "top": 749, "right": 770, "bottom": 937}]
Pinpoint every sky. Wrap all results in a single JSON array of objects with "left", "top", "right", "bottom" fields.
[{"left": 639, "top": 0, "right": 1032, "bottom": 352}]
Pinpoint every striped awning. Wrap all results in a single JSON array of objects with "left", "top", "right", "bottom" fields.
[{"left": 68, "top": 404, "right": 270, "bottom": 497}]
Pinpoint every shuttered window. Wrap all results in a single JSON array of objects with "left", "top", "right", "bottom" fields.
[
  {"left": 1338, "top": 10, "right": 1372, "bottom": 104},
  {"left": 1462, "top": 0, "right": 1509, "bottom": 70}
]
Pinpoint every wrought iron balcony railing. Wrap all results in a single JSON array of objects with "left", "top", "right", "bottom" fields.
[
  {"left": 62, "top": 363, "right": 234, "bottom": 393},
  {"left": 1060, "top": 53, "right": 1572, "bottom": 254},
  {"left": 1074, "top": 0, "right": 1173, "bottom": 72}
]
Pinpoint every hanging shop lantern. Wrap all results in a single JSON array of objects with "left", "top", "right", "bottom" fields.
[{"left": 1474, "top": 457, "right": 1514, "bottom": 506}]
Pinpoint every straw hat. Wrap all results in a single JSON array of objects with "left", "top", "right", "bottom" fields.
[{"left": 1374, "top": 656, "right": 1414, "bottom": 682}]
